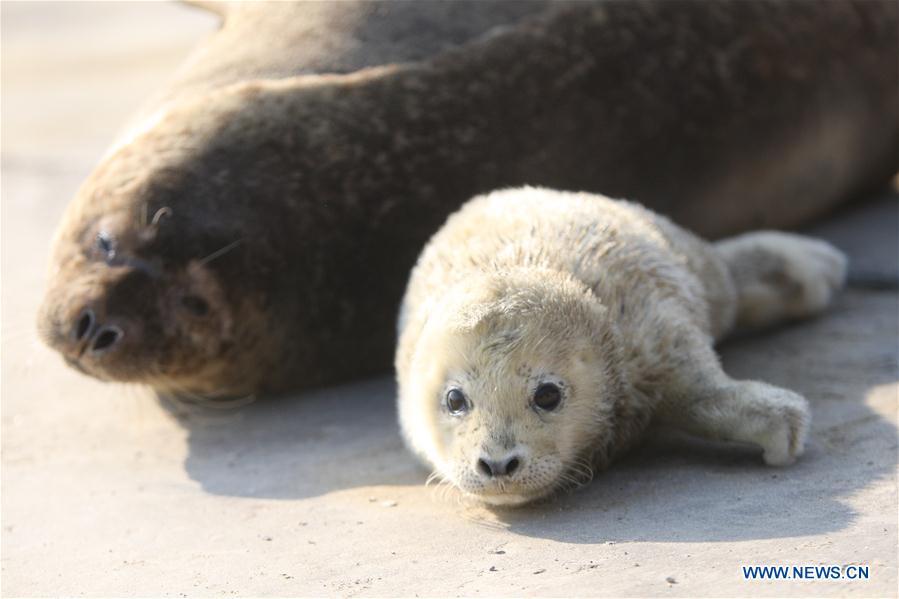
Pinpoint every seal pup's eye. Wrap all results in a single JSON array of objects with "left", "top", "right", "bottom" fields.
[
  {"left": 533, "top": 383, "right": 562, "bottom": 411},
  {"left": 445, "top": 388, "right": 469, "bottom": 415},
  {"left": 181, "top": 295, "right": 210, "bottom": 316}
]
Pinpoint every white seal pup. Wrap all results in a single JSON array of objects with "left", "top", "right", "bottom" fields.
[{"left": 395, "top": 187, "right": 847, "bottom": 506}]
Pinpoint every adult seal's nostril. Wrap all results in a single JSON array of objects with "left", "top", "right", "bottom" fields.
[
  {"left": 72, "top": 308, "right": 96, "bottom": 342},
  {"left": 90, "top": 325, "right": 123, "bottom": 354}
]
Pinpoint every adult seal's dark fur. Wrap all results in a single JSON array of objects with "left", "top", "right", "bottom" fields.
[{"left": 38, "top": 1, "right": 897, "bottom": 397}]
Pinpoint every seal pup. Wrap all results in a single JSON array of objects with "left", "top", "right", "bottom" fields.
[
  {"left": 395, "top": 187, "right": 847, "bottom": 505},
  {"left": 38, "top": 1, "right": 894, "bottom": 397}
]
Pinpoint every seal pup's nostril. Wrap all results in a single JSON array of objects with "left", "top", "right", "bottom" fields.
[
  {"left": 477, "top": 455, "right": 522, "bottom": 478},
  {"left": 73, "top": 309, "right": 95, "bottom": 342},
  {"left": 90, "top": 325, "right": 123, "bottom": 354}
]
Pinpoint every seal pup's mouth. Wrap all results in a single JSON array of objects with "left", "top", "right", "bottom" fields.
[
  {"left": 457, "top": 473, "right": 592, "bottom": 507},
  {"left": 468, "top": 488, "right": 547, "bottom": 507},
  {"left": 449, "top": 462, "right": 572, "bottom": 507},
  {"left": 444, "top": 449, "right": 598, "bottom": 507}
]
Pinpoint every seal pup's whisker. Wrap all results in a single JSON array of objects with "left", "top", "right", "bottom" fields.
[
  {"left": 568, "top": 456, "right": 595, "bottom": 484},
  {"left": 425, "top": 470, "right": 445, "bottom": 487},
  {"left": 429, "top": 478, "right": 461, "bottom": 506}
]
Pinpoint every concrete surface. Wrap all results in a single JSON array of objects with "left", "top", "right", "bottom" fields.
[{"left": 2, "top": 3, "right": 897, "bottom": 597}]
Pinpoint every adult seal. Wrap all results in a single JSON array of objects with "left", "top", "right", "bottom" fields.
[
  {"left": 38, "top": 1, "right": 897, "bottom": 397},
  {"left": 395, "top": 187, "right": 847, "bottom": 505}
]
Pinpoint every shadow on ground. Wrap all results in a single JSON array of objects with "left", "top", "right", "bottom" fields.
[
  {"left": 170, "top": 377, "right": 424, "bottom": 499},
  {"left": 176, "top": 287, "right": 897, "bottom": 543}
]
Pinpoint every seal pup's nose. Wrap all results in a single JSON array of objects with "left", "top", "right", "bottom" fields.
[{"left": 477, "top": 454, "right": 522, "bottom": 478}]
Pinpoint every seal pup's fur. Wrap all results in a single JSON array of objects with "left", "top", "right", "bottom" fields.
[{"left": 396, "top": 187, "right": 846, "bottom": 505}]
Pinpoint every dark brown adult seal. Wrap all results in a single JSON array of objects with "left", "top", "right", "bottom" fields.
[{"left": 37, "top": 1, "right": 897, "bottom": 398}]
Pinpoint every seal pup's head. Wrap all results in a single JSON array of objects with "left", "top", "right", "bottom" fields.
[{"left": 397, "top": 267, "right": 625, "bottom": 506}]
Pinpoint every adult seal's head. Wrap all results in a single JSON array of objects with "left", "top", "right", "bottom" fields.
[{"left": 36, "top": 88, "right": 289, "bottom": 398}]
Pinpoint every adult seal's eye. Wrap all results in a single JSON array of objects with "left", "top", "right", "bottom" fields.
[
  {"left": 533, "top": 383, "right": 562, "bottom": 411},
  {"left": 445, "top": 388, "right": 469, "bottom": 415},
  {"left": 96, "top": 232, "right": 116, "bottom": 261}
]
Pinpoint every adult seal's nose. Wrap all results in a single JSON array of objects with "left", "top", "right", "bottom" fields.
[
  {"left": 61, "top": 307, "right": 125, "bottom": 357},
  {"left": 89, "top": 325, "right": 124, "bottom": 354},
  {"left": 54, "top": 306, "right": 98, "bottom": 358},
  {"left": 72, "top": 308, "right": 96, "bottom": 345},
  {"left": 477, "top": 454, "right": 522, "bottom": 478}
]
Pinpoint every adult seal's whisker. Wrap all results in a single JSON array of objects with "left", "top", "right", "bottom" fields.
[
  {"left": 150, "top": 206, "right": 173, "bottom": 227},
  {"left": 197, "top": 239, "right": 243, "bottom": 267}
]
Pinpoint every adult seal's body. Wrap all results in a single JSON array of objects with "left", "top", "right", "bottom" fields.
[
  {"left": 395, "top": 187, "right": 847, "bottom": 505},
  {"left": 38, "top": 1, "right": 896, "bottom": 397}
]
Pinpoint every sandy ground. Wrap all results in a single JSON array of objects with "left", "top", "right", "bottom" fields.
[{"left": 2, "top": 3, "right": 897, "bottom": 597}]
